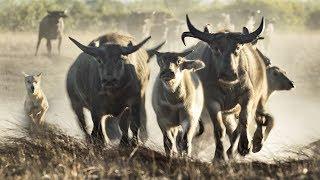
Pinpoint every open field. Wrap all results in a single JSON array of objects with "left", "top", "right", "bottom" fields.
[{"left": 0, "top": 30, "right": 319, "bottom": 178}]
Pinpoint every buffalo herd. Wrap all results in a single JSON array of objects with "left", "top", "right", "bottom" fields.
[{"left": 36, "top": 11, "right": 294, "bottom": 161}]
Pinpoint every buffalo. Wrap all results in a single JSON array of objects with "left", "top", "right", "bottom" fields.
[
  {"left": 182, "top": 15, "right": 267, "bottom": 161},
  {"left": 67, "top": 33, "right": 151, "bottom": 146},
  {"left": 152, "top": 50, "right": 205, "bottom": 156},
  {"left": 35, "top": 10, "right": 67, "bottom": 56}
]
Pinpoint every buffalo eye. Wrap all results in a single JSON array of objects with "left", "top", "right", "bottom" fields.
[
  {"left": 234, "top": 46, "right": 241, "bottom": 56},
  {"left": 176, "top": 58, "right": 182, "bottom": 65}
]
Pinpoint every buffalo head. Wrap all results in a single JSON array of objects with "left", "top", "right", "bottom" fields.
[
  {"left": 69, "top": 36, "right": 151, "bottom": 91},
  {"left": 267, "top": 66, "right": 294, "bottom": 91},
  {"left": 156, "top": 50, "right": 205, "bottom": 91},
  {"left": 182, "top": 15, "right": 265, "bottom": 85},
  {"left": 48, "top": 10, "right": 68, "bottom": 18}
]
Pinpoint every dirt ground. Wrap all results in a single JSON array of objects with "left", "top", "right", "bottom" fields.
[{"left": 0, "top": 30, "right": 319, "bottom": 162}]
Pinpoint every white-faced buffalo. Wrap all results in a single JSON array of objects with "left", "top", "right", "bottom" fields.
[
  {"left": 35, "top": 10, "right": 67, "bottom": 56},
  {"left": 152, "top": 50, "right": 205, "bottom": 156},
  {"left": 67, "top": 33, "right": 151, "bottom": 146},
  {"left": 182, "top": 15, "right": 267, "bottom": 161}
]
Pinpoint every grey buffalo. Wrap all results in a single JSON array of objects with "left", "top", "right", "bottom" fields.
[
  {"left": 66, "top": 33, "right": 151, "bottom": 146},
  {"left": 152, "top": 50, "right": 205, "bottom": 156},
  {"left": 251, "top": 65, "right": 294, "bottom": 153},
  {"left": 35, "top": 10, "right": 67, "bottom": 56},
  {"left": 182, "top": 15, "right": 267, "bottom": 161},
  {"left": 222, "top": 65, "right": 294, "bottom": 156}
]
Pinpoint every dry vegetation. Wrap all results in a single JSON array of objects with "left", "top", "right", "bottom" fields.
[{"left": 0, "top": 124, "right": 319, "bottom": 179}]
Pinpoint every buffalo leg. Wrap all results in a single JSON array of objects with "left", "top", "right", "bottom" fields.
[
  {"left": 184, "top": 120, "right": 197, "bottom": 156},
  {"left": 237, "top": 97, "right": 255, "bottom": 156},
  {"left": 163, "top": 133, "right": 173, "bottom": 157},
  {"left": 91, "top": 111, "right": 104, "bottom": 144},
  {"left": 225, "top": 115, "right": 238, "bottom": 159},
  {"left": 35, "top": 35, "right": 42, "bottom": 56},
  {"left": 262, "top": 113, "right": 274, "bottom": 141},
  {"left": 252, "top": 113, "right": 274, "bottom": 153},
  {"left": 119, "top": 109, "right": 131, "bottom": 147},
  {"left": 139, "top": 95, "right": 148, "bottom": 143},
  {"left": 130, "top": 102, "right": 141, "bottom": 146},
  {"left": 46, "top": 39, "right": 52, "bottom": 56},
  {"left": 74, "top": 107, "right": 91, "bottom": 142},
  {"left": 58, "top": 36, "right": 62, "bottom": 55},
  {"left": 207, "top": 102, "right": 227, "bottom": 161}
]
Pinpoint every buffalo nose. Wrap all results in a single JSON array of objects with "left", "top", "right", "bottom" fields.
[
  {"left": 31, "top": 86, "right": 35, "bottom": 92},
  {"left": 220, "top": 70, "right": 237, "bottom": 81},
  {"left": 160, "top": 70, "right": 175, "bottom": 80},
  {"left": 102, "top": 78, "right": 117, "bottom": 86}
]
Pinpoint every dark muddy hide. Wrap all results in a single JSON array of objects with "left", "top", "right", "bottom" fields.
[
  {"left": 182, "top": 15, "right": 267, "bottom": 161},
  {"left": 67, "top": 33, "right": 150, "bottom": 147}
]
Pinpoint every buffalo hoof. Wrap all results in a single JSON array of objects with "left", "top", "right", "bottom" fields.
[
  {"left": 213, "top": 151, "right": 227, "bottom": 162},
  {"left": 238, "top": 137, "right": 250, "bottom": 156},
  {"left": 252, "top": 142, "right": 263, "bottom": 153},
  {"left": 227, "top": 147, "right": 234, "bottom": 159},
  {"left": 139, "top": 131, "right": 148, "bottom": 143},
  {"left": 120, "top": 137, "right": 130, "bottom": 148},
  {"left": 85, "top": 135, "right": 93, "bottom": 144},
  {"left": 238, "top": 144, "right": 250, "bottom": 156},
  {"left": 131, "top": 137, "right": 140, "bottom": 147}
]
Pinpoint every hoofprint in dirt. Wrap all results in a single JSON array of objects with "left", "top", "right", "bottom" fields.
[{"left": 0, "top": 31, "right": 319, "bottom": 161}]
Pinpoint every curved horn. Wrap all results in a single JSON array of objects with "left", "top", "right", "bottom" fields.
[
  {"left": 176, "top": 50, "right": 194, "bottom": 58},
  {"left": 147, "top": 40, "right": 166, "bottom": 60},
  {"left": 204, "top": 26, "right": 210, "bottom": 33},
  {"left": 69, "top": 37, "right": 102, "bottom": 57},
  {"left": 181, "top": 31, "right": 197, "bottom": 46},
  {"left": 121, "top": 36, "right": 151, "bottom": 55},
  {"left": 239, "top": 17, "right": 265, "bottom": 44},
  {"left": 185, "top": 15, "right": 213, "bottom": 43}
]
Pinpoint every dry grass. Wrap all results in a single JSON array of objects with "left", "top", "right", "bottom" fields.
[{"left": 0, "top": 124, "right": 318, "bottom": 179}]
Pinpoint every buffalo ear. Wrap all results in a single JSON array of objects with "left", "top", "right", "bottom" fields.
[
  {"left": 127, "top": 41, "right": 133, "bottom": 47},
  {"left": 181, "top": 59, "right": 205, "bottom": 72},
  {"left": 243, "top": 27, "right": 249, "bottom": 34}
]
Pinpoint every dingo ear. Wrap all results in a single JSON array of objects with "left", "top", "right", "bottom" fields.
[
  {"left": 21, "top": 71, "right": 28, "bottom": 77},
  {"left": 36, "top": 72, "right": 42, "bottom": 78}
]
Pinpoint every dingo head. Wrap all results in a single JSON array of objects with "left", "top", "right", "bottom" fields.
[{"left": 23, "top": 72, "right": 42, "bottom": 95}]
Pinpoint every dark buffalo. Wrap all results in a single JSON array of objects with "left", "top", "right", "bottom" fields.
[
  {"left": 182, "top": 15, "right": 267, "bottom": 161},
  {"left": 67, "top": 33, "right": 151, "bottom": 146},
  {"left": 86, "top": 34, "right": 165, "bottom": 142},
  {"left": 35, "top": 10, "right": 67, "bottom": 56}
]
